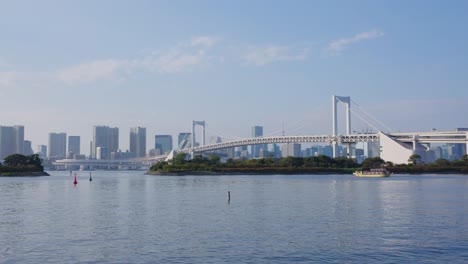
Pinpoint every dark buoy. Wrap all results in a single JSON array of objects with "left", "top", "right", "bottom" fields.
[
  {"left": 89, "top": 172, "right": 92, "bottom": 182},
  {"left": 228, "top": 191, "right": 231, "bottom": 203},
  {"left": 73, "top": 173, "right": 78, "bottom": 185}
]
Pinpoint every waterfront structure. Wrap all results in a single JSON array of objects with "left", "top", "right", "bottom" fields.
[
  {"left": 130, "top": 127, "right": 146, "bottom": 157},
  {"left": 0, "top": 125, "right": 24, "bottom": 159},
  {"left": 68, "top": 136, "right": 80, "bottom": 158},
  {"left": 155, "top": 135, "right": 173, "bottom": 155},
  {"left": 48, "top": 132, "right": 67, "bottom": 159},
  {"left": 379, "top": 132, "right": 435, "bottom": 164},
  {"left": 92, "top": 126, "right": 119, "bottom": 159},
  {"left": 178, "top": 132, "right": 191, "bottom": 149},
  {"left": 23, "top": 140, "right": 33, "bottom": 155}
]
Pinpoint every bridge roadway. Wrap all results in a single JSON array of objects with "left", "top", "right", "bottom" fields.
[
  {"left": 182, "top": 131, "right": 468, "bottom": 154},
  {"left": 53, "top": 158, "right": 158, "bottom": 168},
  {"left": 53, "top": 131, "right": 467, "bottom": 167}
]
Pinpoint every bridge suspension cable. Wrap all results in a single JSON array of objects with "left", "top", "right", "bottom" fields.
[
  {"left": 263, "top": 101, "right": 329, "bottom": 137},
  {"left": 335, "top": 97, "right": 381, "bottom": 133},
  {"left": 351, "top": 99, "right": 393, "bottom": 132}
]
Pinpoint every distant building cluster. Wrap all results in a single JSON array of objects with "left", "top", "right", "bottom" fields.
[{"left": 0, "top": 123, "right": 467, "bottom": 169}]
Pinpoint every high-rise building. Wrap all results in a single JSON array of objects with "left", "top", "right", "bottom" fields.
[
  {"left": 48, "top": 132, "right": 67, "bottom": 159},
  {"left": 251, "top": 126, "right": 267, "bottom": 158},
  {"left": 23, "top": 140, "right": 33, "bottom": 155},
  {"left": 109, "top": 127, "right": 119, "bottom": 155},
  {"left": 92, "top": 126, "right": 119, "bottom": 159},
  {"left": 68, "top": 136, "right": 80, "bottom": 158},
  {"left": 155, "top": 135, "right": 173, "bottom": 155},
  {"left": 37, "top": 145, "right": 47, "bottom": 158},
  {"left": 0, "top": 125, "right": 25, "bottom": 159},
  {"left": 178, "top": 132, "right": 191, "bottom": 149},
  {"left": 130, "top": 127, "right": 146, "bottom": 157},
  {"left": 281, "top": 143, "right": 301, "bottom": 157},
  {"left": 363, "top": 142, "right": 380, "bottom": 158}
]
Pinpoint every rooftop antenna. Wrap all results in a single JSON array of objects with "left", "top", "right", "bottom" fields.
[{"left": 282, "top": 122, "right": 285, "bottom": 136}]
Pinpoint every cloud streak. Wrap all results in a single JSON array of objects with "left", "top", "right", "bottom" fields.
[
  {"left": 325, "top": 30, "right": 384, "bottom": 55},
  {"left": 242, "top": 45, "right": 309, "bottom": 66},
  {"left": 0, "top": 36, "right": 221, "bottom": 86},
  {"left": 57, "top": 59, "right": 130, "bottom": 84}
]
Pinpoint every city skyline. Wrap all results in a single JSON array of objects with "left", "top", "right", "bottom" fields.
[{"left": 1, "top": 1, "right": 467, "bottom": 152}]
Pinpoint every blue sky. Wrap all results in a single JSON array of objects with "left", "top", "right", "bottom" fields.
[{"left": 1, "top": 0, "right": 467, "bottom": 152}]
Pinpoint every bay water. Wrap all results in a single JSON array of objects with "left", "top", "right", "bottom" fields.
[{"left": 1, "top": 172, "right": 467, "bottom": 263}]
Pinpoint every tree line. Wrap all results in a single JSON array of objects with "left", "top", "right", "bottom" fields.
[{"left": 150, "top": 153, "right": 468, "bottom": 174}]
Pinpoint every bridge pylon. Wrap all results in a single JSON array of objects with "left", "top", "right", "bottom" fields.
[
  {"left": 191, "top": 120, "right": 206, "bottom": 158},
  {"left": 332, "top": 95, "right": 351, "bottom": 158}
]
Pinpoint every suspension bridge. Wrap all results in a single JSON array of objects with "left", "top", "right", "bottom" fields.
[{"left": 54, "top": 95, "right": 468, "bottom": 169}]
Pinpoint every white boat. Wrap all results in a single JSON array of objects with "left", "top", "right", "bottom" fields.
[{"left": 353, "top": 168, "right": 392, "bottom": 177}]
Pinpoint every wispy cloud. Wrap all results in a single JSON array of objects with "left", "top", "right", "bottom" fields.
[
  {"left": 325, "top": 30, "right": 384, "bottom": 55},
  {"left": 242, "top": 45, "right": 309, "bottom": 66},
  {"left": 56, "top": 59, "right": 131, "bottom": 84},
  {"left": 0, "top": 35, "right": 221, "bottom": 86},
  {"left": 136, "top": 36, "right": 219, "bottom": 74},
  {"left": 190, "top": 36, "right": 219, "bottom": 48}
]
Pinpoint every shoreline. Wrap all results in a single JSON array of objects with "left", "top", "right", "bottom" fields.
[
  {"left": 145, "top": 168, "right": 355, "bottom": 176},
  {"left": 0, "top": 171, "right": 50, "bottom": 177},
  {"left": 145, "top": 169, "right": 468, "bottom": 176}
]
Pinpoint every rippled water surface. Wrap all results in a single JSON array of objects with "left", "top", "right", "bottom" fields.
[{"left": 1, "top": 172, "right": 467, "bottom": 263}]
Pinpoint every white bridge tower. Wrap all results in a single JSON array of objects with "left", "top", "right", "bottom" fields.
[
  {"left": 191, "top": 120, "right": 206, "bottom": 158},
  {"left": 332, "top": 95, "right": 351, "bottom": 158}
]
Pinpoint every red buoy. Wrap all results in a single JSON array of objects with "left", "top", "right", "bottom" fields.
[{"left": 73, "top": 174, "right": 78, "bottom": 185}]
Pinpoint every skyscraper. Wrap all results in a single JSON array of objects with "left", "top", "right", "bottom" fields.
[
  {"left": 68, "top": 136, "right": 81, "bottom": 158},
  {"left": 281, "top": 143, "right": 301, "bottom": 157},
  {"left": 92, "top": 126, "right": 119, "bottom": 159},
  {"left": 37, "top": 145, "right": 47, "bottom": 158},
  {"left": 130, "top": 127, "right": 146, "bottom": 157},
  {"left": 0, "top": 125, "right": 25, "bottom": 159},
  {"left": 48, "top": 132, "right": 67, "bottom": 159},
  {"left": 251, "top": 126, "right": 267, "bottom": 158},
  {"left": 178, "top": 132, "right": 191, "bottom": 149},
  {"left": 23, "top": 140, "right": 33, "bottom": 155},
  {"left": 155, "top": 135, "right": 173, "bottom": 155}
]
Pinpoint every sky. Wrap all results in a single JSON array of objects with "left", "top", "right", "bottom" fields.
[{"left": 1, "top": 0, "right": 467, "bottom": 153}]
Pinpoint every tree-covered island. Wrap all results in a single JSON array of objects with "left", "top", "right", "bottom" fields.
[
  {"left": 0, "top": 154, "right": 49, "bottom": 176},
  {"left": 147, "top": 153, "right": 468, "bottom": 175}
]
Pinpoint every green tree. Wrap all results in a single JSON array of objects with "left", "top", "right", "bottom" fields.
[
  {"left": 172, "top": 153, "right": 188, "bottom": 165},
  {"left": 434, "top": 158, "right": 450, "bottom": 167},
  {"left": 461, "top": 154, "right": 468, "bottom": 163},
  {"left": 208, "top": 155, "right": 221, "bottom": 165},
  {"left": 361, "top": 157, "right": 385, "bottom": 169},
  {"left": 3, "top": 154, "right": 28, "bottom": 166},
  {"left": 408, "top": 154, "right": 422, "bottom": 165}
]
